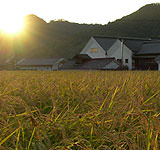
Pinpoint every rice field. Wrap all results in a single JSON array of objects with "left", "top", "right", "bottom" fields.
[{"left": 0, "top": 71, "right": 160, "bottom": 150}]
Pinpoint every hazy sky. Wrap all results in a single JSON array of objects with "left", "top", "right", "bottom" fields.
[{"left": 0, "top": 0, "right": 160, "bottom": 24}]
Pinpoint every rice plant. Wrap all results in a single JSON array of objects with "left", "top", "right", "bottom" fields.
[{"left": 0, "top": 71, "right": 159, "bottom": 149}]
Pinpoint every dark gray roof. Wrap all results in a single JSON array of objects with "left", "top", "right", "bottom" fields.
[
  {"left": 93, "top": 36, "right": 117, "bottom": 51},
  {"left": 82, "top": 58, "right": 118, "bottom": 70},
  {"left": 93, "top": 36, "right": 152, "bottom": 53},
  {"left": 137, "top": 42, "right": 160, "bottom": 55},
  {"left": 16, "top": 58, "right": 60, "bottom": 66},
  {"left": 93, "top": 36, "right": 151, "bottom": 41},
  {"left": 123, "top": 40, "right": 147, "bottom": 53},
  {"left": 60, "top": 60, "right": 83, "bottom": 70},
  {"left": 60, "top": 58, "right": 119, "bottom": 70}
]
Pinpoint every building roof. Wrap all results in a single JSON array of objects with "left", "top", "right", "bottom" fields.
[
  {"left": 81, "top": 58, "right": 117, "bottom": 70},
  {"left": 60, "top": 60, "right": 83, "bottom": 70},
  {"left": 93, "top": 36, "right": 117, "bottom": 51},
  {"left": 137, "top": 42, "right": 160, "bottom": 55},
  {"left": 123, "top": 40, "right": 146, "bottom": 53},
  {"left": 93, "top": 35, "right": 151, "bottom": 41},
  {"left": 60, "top": 58, "right": 119, "bottom": 70},
  {"left": 93, "top": 36, "right": 154, "bottom": 53},
  {"left": 16, "top": 58, "right": 61, "bottom": 66}
]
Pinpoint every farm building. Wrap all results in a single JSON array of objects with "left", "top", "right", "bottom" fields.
[
  {"left": 134, "top": 41, "right": 160, "bottom": 70},
  {"left": 16, "top": 58, "right": 64, "bottom": 70},
  {"left": 80, "top": 36, "right": 160, "bottom": 70},
  {"left": 13, "top": 36, "right": 160, "bottom": 71},
  {"left": 60, "top": 54, "right": 120, "bottom": 70}
]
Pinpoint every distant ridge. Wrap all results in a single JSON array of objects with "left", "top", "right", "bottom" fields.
[
  {"left": 1, "top": 3, "right": 160, "bottom": 61},
  {"left": 123, "top": 3, "right": 160, "bottom": 21}
]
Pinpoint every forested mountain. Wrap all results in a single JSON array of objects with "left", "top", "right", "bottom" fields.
[
  {"left": 106, "top": 3, "right": 160, "bottom": 38},
  {"left": 0, "top": 3, "right": 160, "bottom": 62}
]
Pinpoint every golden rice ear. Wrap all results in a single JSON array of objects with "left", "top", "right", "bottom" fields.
[
  {"left": 0, "top": 98, "right": 3, "bottom": 109},
  {"left": 0, "top": 71, "right": 160, "bottom": 149}
]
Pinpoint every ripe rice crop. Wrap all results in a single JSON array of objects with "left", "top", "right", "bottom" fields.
[{"left": 0, "top": 71, "right": 160, "bottom": 149}]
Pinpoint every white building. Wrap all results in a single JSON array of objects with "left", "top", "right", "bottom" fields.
[
  {"left": 80, "top": 36, "right": 155, "bottom": 70},
  {"left": 16, "top": 58, "right": 64, "bottom": 70}
]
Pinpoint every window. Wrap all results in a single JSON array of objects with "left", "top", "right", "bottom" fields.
[
  {"left": 125, "top": 59, "right": 128, "bottom": 63},
  {"left": 90, "top": 48, "right": 98, "bottom": 53},
  {"left": 117, "top": 59, "right": 122, "bottom": 63}
]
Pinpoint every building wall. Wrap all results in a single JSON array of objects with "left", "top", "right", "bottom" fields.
[
  {"left": 155, "top": 58, "right": 160, "bottom": 71},
  {"left": 80, "top": 37, "right": 107, "bottom": 58},
  {"left": 107, "top": 40, "right": 133, "bottom": 70},
  {"left": 158, "top": 64, "right": 160, "bottom": 71},
  {"left": 134, "top": 57, "right": 158, "bottom": 70}
]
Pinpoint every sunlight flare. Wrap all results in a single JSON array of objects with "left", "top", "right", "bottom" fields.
[{"left": 0, "top": 16, "right": 24, "bottom": 34}]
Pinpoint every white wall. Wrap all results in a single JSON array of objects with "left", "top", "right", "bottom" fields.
[
  {"left": 80, "top": 37, "right": 107, "bottom": 58},
  {"left": 155, "top": 60, "right": 160, "bottom": 71},
  {"left": 107, "top": 40, "right": 133, "bottom": 70},
  {"left": 158, "top": 64, "right": 160, "bottom": 71}
]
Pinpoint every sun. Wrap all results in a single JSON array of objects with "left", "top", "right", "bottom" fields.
[{"left": 0, "top": 16, "right": 24, "bottom": 34}]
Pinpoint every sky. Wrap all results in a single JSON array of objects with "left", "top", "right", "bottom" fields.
[{"left": 0, "top": 0, "right": 160, "bottom": 25}]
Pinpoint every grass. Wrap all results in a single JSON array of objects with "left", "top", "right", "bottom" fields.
[{"left": 0, "top": 70, "right": 160, "bottom": 149}]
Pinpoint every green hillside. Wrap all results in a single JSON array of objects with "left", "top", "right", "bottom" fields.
[
  {"left": 1, "top": 3, "right": 160, "bottom": 61},
  {"left": 106, "top": 3, "right": 160, "bottom": 37}
]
